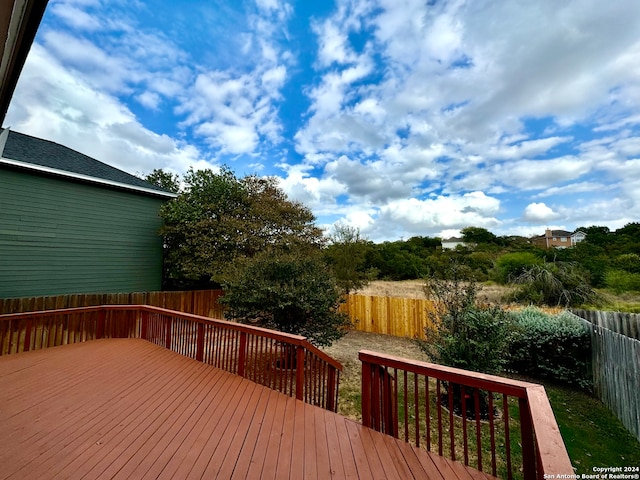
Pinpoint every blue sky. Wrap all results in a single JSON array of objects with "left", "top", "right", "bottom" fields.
[{"left": 5, "top": 0, "right": 640, "bottom": 242}]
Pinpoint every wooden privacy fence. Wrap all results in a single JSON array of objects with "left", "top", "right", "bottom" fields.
[
  {"left": 572, "top": 309, "right": 640, "bottom": 340},
  {"left": 360, "top": 350, "right": 572, "bottom": 480},
  {"left": 0, "top": 290, "right": 226, "bottom": 318},
  {"left": 0, "top": 291, "right": 438, "bottom": 339},
  {"left": 570, "top": 310, "right": 640, "bottom": 442},
  {"left": 0, "top": 305, "right": 342, "bottom": 412},
  {"left": 339, "top": 294, "right": 436, "bottom": 339}
]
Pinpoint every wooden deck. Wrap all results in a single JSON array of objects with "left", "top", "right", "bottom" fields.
[{"left": 0, "top": 339, "right": 497, "bottom": 479}]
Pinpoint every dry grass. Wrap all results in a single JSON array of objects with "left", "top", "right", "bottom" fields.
[
  {"left": 354, "top": 279, "right": 428, "bottom": 299},
  {"left": 354, "top": 280, "right": 515, "bottom": 304}
]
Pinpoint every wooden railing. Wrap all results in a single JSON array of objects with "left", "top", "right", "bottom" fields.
[
  {"left": 0, "top": 305, "right": 342, "bottom": 412},
  {"left": 360, "top": 350, "right": 572, "bottom": 480}
]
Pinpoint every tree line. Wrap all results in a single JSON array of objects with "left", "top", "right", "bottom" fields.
[{"left": 144, "top": 167, "right": 640, "bottom": 344}]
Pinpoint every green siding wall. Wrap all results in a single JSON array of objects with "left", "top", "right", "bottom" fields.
[{"left": 0, "top": 168, "right": 166, "bottom": 298}]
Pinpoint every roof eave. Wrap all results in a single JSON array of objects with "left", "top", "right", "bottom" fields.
[
  {"left": 0, "top": 156, "right": 177, "bottom": 199},
  {"left": 0, "top": 0, "right": 49, "bottom": 125}
]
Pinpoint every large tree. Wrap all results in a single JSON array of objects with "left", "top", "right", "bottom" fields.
[
  {"left": 159, "top": 167, "right": 324, "bottom": 285},
  {"left": 461, "top": 226, "right": 499, "bottom": 245}
]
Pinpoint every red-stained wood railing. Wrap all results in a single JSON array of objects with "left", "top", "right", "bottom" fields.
[
  {"left": 0, "top": 306, "right": 342, "bottom": 411},
  {"left": 360, "top": 350, "right": 572, "bottom": 480}
]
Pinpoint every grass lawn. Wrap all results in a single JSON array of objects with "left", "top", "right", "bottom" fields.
[
  {"left": 324, "top": 331, "right": 640, "bottom": 477},
  {"left": 541, "top": 380, "right": 640, "bottom": 473}
]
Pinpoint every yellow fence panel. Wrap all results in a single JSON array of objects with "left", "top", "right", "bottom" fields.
[{"left": 339, "top": 295, "right": 436, "bottom": 339}]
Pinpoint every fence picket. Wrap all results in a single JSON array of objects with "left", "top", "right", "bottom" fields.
[{"left": 571, "top": 311, "right": 640, "bottom": 442}]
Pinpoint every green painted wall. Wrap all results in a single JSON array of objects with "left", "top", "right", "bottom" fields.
[{"left": 0, "top": 167, "right": 166, "bottom": 298}]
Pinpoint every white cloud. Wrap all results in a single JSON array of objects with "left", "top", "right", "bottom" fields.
[
  {"left": 5, "top": 44, "right": 209, "bottom": 176},
  {"left": 7, "top": 0, "right": 640, "bottom": 242},
  {"left": 50, "top": 3, "right": 103, "bottom": 31},
  {"left": 522, "top": 203, "right": 557, "bottom": 223},
  {"left": 314, "top": 19, "right": 358, "bottom": 67},
  {"left": 179, "top": 68, "right": 284, "bottom": 155},
  {"left": 534, "top": 182, "right": 607, "bottom": 198},
  {"left": 370, "top": 191, "right": 501, "bottom": 240},
  {"left": 485, "top": 137, "right": 572, "bottom": 161},
  {"left": 136, "top": 91, "right": 161, "bottom": 110},
  {"left": 277, "top": 163, "right": 346, "bottom": 214}
]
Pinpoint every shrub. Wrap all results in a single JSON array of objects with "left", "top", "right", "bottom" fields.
[
  {"left": 220, "top": 250, "right": 352, "bottom": 347},
  {"left": 613, "top": 253, "right": 640, "bottom": 274},
  {"left": 508, "top": 262, "right": 599, "bottom": 307},
  {"left": 428, "top": 305, "right": 513, "bottom": 374},
  {"left": 507, "top": 307, "right": 591, "bottom": 390},
  {"left": 604, "top": 269, "right": 640, "bottom": 294},
  {"left": 494, "top": 252, "right": 543, "bottom": 284},
  {"left": 421, "top": 260, "right": 512, "bottom": 375}
]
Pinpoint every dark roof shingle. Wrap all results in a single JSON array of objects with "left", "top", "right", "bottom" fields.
[{"left": 1, "top": 129, "right": 174, "bottom": 197}]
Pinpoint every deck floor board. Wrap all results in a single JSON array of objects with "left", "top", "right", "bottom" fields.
[{"left": 0, "top": 339, "right": 498, "bottom": 479}]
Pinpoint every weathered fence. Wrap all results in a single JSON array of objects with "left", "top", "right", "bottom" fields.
[
  {"left": 570, "top": 310, "right": 640, "bottom": 442},
  {"left": 2, "top": 291, "right": 564, "bottom": 340},
  {"left": 572, "top": 309, "right": 640, "bottom": 340}
]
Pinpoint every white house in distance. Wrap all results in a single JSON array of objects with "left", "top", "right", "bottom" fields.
[{"left": 441, "top": 237, "right": 466, "bottom": 250}]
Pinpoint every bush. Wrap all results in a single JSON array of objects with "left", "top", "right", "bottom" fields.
[
  {"left": 507, "top": 307, "right": 591, "bottom": 390},
  {"left": 421, "top": 260, "right": 512, "bottom": 375},
  {"left": 220, "top": 251, "right": 352, "bottom": 347},
  {"left": 428, "top": 305, "right": 513, "bottom": 374},
  {"left": 604, "top": 269, "right": 640, "bottom": 294},
  {"left": 508, "top": 262, "right": 599, "bottom": 307},
  {"left": 494, "top": 252, "right": 543, "bottom": 284}
]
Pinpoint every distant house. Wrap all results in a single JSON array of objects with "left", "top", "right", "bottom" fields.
[
  {"left": 0, "top": 128, "right": 176, "bottom": 298},
  {"left": 441, "top": 237, "right": 466, "bottom": 250},
  {"left": 532, "top": 229, "right": 586, "bottom": 249}
]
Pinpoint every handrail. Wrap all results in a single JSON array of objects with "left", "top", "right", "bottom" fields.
[
  {"left": 0, "top": 305, "right": 342, "bottom": 411},
  {"left": 360, "top": 350, "right": 573, "bottom": 480},
  {"left": 360, "top": 350, "right": 534, "bottom": 397}
]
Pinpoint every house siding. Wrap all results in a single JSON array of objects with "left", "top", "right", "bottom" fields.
[{"left": 0, "top": 167, "right": 165, "bottom": 298}]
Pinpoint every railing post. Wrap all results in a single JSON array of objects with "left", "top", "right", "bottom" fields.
[
  {"left": 361, "top": 359, "right": 372, "bottom": 428},
  {"left": 295, "top": 345, "right": 305, "bottom": 401},
  {"left": 96, "top": 310, "right": 105, "bottom": 339},
  {"left": 165, "top": 316, "right": 172, "bottom": 349},
  {"left": 519, "top": 397, "right": 537, "bottom": 480},
  {"left": 382, "top": 369, "right": 397, "bottom": 437},
  {"left": 140, "top": 310, "right": 148, "bottom": 340},
  {"left": 371, "top": 366, "right": 381, "bottom": 431},
  {"left": 326, "top": 367, "right": 336, "bottom": 412},
  {"left": 238, "top": 332, "right": 247, "bottom": 377},
  {"left": 196, "top": 322, "right": 205, "bottom": 362},
  {"left": 23, "top": 320, "right": 32, "bottom": 352}
]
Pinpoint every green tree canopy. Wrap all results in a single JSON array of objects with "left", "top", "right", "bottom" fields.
[
  {"left": 579, "top": 225, "right": 611, "bottom": 246},
  {"left": 144, "top": 168, "right": 180, "bottom": 193},
  {"left": 159, "top": 167, "right": 323, "bottom": 285},
  {"left": 461, "top": 226, "right": 499, "bottom": 245}
]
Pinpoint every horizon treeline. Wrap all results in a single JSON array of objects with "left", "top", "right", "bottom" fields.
[{"left": 351, "top": 224, "right": 640, "bottom": 289}]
